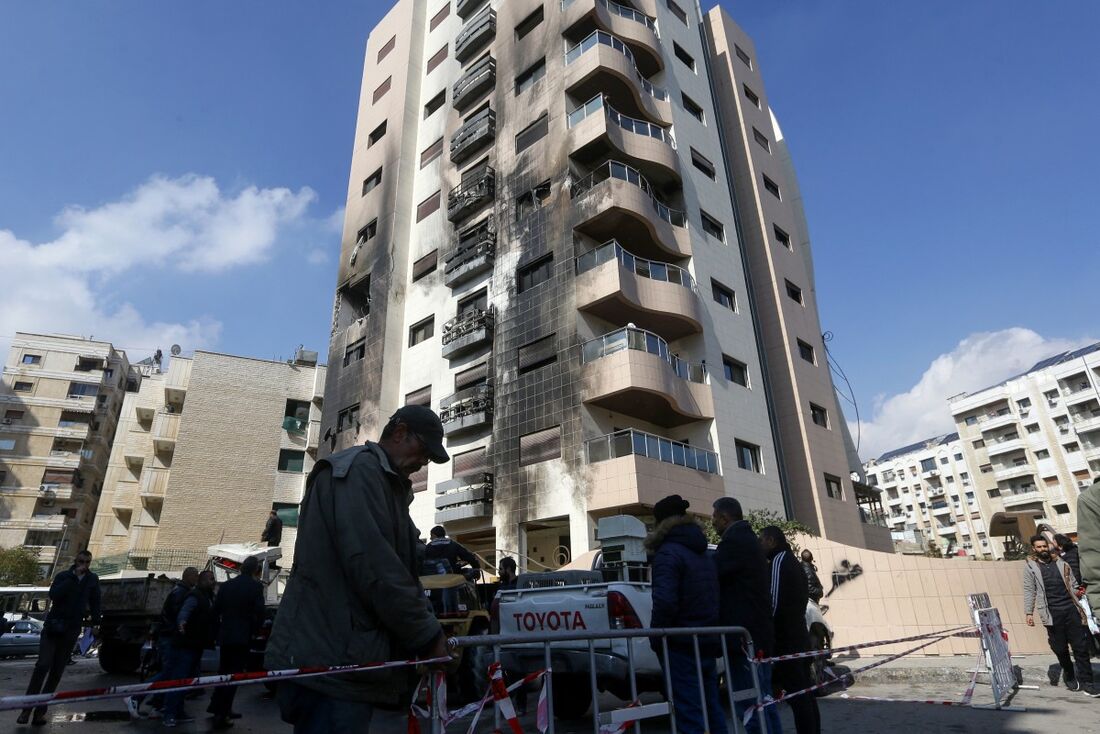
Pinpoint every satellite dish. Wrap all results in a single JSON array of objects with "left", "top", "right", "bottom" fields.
[{"left": 170, "top": 344, "right": 182, "bottom": 356}]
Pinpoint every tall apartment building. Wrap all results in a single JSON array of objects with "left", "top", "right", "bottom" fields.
[
  {"left": 0, "top": 333, "right": 132, "bottom": 576},
  {"left": 320, "top": 0, "right": 888, "bottom": 566},
  {"left": 863, "top": 433, "right": 994, "bottom": 558},
  {"left": 947, "top": 342, "right": 1100, "bottom": 547},
  {"left": 88, "top": 350, "right": 325, "bottom": 570}
]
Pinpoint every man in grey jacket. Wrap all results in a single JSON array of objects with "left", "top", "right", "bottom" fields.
[
  {"left": 265, "top": 406, "right": 451, "bottom": 733},
  {"left": 1023, "top": 534, "right": 1098, "bottom": 696}
]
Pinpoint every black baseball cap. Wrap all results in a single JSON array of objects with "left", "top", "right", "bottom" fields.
[{"left": 390, "top": 405, "right": 449, "bottom": 464}]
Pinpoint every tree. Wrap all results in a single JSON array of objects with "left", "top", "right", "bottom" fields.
[
  {"left": 924, "top": 540, "right": 943, "bottom": 558},
  {"left": 704, "top": 508, "right": 817, "bottom": 553},
  {"left": 0, "top": 546, "right": 43, "bottom": 585}
]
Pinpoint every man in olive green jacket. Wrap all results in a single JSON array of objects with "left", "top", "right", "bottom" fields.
[
  {"left": 266, "top": 406, "right": 450, "bottom": 733},
  {"left": 1079, "top": 478, "right": 1100, "bottom": 616}
]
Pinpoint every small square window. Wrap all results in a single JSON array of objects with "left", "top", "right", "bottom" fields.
[
  {"left": 372, "top": 76, "right": 392, "bottom": 105},
  {"left": 416, "top": 191, "right": 441, "bottom": 221},
  {"left": 13, "top": 381, "right": 33, "bottom": 392},
  {"left": 700, "top": 210, "right": 724, "bottom": 242},
  {"left": 377, "top": 36, "right": 396, "bottom": 63},
  {"left": 362, "top": 168, "right": 383, "bottom": 196},
  {"left": 743, "top": 84, "right": 760, "bottom": 108},
  {"left": 412, "top": 250, "right": 438, "bottom": 282},
  {"left": 666, "top": 0, "right": 688, "bottom": 24},
  {"left": 753, "top": 128, "right": 771, "bottom": 152},
  {"left": 518, "top": 254, "right": 553, "bottom": 293},
  {"left": 974, "top": 440, "right": 985, "bottom": 449},
  {"left": 810, "top": 403, "right": 829, "bottom": 428},
  {"left": 357, "top": 219, "right": 378, "bottom": 244},
  {"left": 520, "top": 425, "right": 562, "bottom": 466},
  {"left": 797, "top": 339, "right": 815, "bottom": 364},
  {"left": 735, "top": 440, "right": 762, "bottom": 473},
  {"left": 785, "top": 280, "right": 803, "bottom": 304},
  {"left": 409, "top": 316, "right": 435, "bottom": 346},
  {"left": 337, "top": 404, "right": 361, "bottom": 433},
  {"left": 405, "top": 385, "right": 432, "bottom": 407},
  {"left": 515, "top": 113, "right": 549, "bottom": 153},
  {"left": 21, "top": 354, "right": 42, "bottom": 365},
  {"left": 515, "top": 7, "right": 544, "bottom": 40},
  {"left": 278, "top": 449, "right": 306, "bottom": 473},
  {"left": 682, "top": 93, "right": 705, "bottom": 124},
  {"left": 762, "top": 174, "right": 781, "bottom": 199},
  {"left": 824, "top": 474, "right": 843, "bottom": 499},
  {"left": 711, "top": 280, "right": 736, "bottom": 311},
  {"left": 343, "top": 338, "right": 365, "bottom": 367},
  {"left": 424, "top": 90, "right": 446, "bottom": 118},
  {"left": 426, "top": 44, "right": 448, "bottom": 74},
  {"left": 518, "top": 334, "right": 557, "bottom": 375},
  {"left": 723, "top": 356, "right": 748, "bottom": 387},
  {"left": 430, "top": 3, "right": 450, "bottom": 31},
  {"left": 515, "top": 58, "right": 546, "bottom": 95},
  {"left": 420, "top": 137, "right": 444, "bottom": 168},
  {"left": 367, "top": 120, "right": 387, "bottom": 148},
  {"left": 690, "top": 148, "right": 716, "bottom": 179},
  {"left": 773, "top": 225, "right": 791, "bottom": 249},
  {"left": 673, "top": 43, "right": 695, "bottom": 71},
  {"left": 735, "top": 44, "right": 752, "bottom": 69}
]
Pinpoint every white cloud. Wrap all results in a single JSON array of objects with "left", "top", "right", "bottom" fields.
[
  {"left": 0, "top": 174, "right": 319, "bottom": 360},
  {"left": 305, "top": 248, "right": 329, "bottom": 266},
  {"left": 857, "top": 328, "right": 1095, "bottom": 459}
]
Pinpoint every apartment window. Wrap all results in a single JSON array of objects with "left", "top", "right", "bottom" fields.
[
  {"left": 372, "top": 76, "right": 392, "bottom": 105},
  {"left": 797, "top": 339, "right": 815, "bottom": 364},
  {"left": 666, "top": 0, "right": 688, "bottom": 24},
  {"left": 458, "top": 288, "right": 487, "bottom": 316},
  {"left": 735, "top": 440, "right": 762, "bottom": 473},
  {"left": 823, "top": 474, "right": 843, "bottom": 500},
  {"left": 424, "top": 90, "right": 446, "bottom": 118},
  {"left": 362, "top": 168, "right": 383, "bottom": 196},
  {"left": 700, "top": 210, "right": 725, "bottom": 242},
  {"left": 1026, "top": 423, "right": 1040, "bottom": 434},
  {"left": 954, "top": 453, "right": 964, "bottom": 461},
  {"left": 753, "top": 128, "right": 771, "bottom": 152},
  {"left": 723, "top": 356, "right": 748, "bottom": 387},
  {"left": 735, "top": 44, "right": 752, "bottom": 69},
  {"left": 420, "top": 137, "right": 444, "bottom": 168},
  {"left": 412, "top": 250, "right": 438, "bottom": 281},
  {"left": 681, "top": 93, "right": 705, "bottom": 124},
  {"left": 416, "top": 191, "right": 441, "bottom": 221},
  {"left": 785, "top": 280, "right": 803, "bottom": 304},
  {"left": 405, "top": 385, "right": 432, "bottom": 407},
  {"left": 21, "top": 354, "right": 42, "bottom": 366},
  {"left": 367, "top": 120, "right": 387, "bottom": 148},
  {"left": 278, "top": 449, "right": 306, "bottom": 473},
  {"left": 455, "top": 361, "right": 488, "bottom": 390},
  {"left": 762, "top": 174, "right": 781, "bottom": 199},
  {"left": 515, "top": 113, "right": 549, "bottom": 153},
  {"left": 711, "top": 280, "right": 736, "bottom": 311},
  {"left": 430, "top": 3, "right": 450, "bottom": 30},
  {"left": 1054, "top": 503, "right": 1071, "bottom": 515},
  {"left": 356, "top": 221, "right": 377, "bottom": 249},
  {"left": 13, "top": 381, "right": 32, "bottom": 392},
  {"left": 1035, "top": 449, "right": 1051, "bottom": 459},
  {"left": 515, "top": 180, "right": 552, "bottom": 220},
  {"left": 518, "top": 254, "right": 553, "bottom": 293},
  {"left": 773, "top": 225, "right": 792, "bottom": 249},
  {"left": 67, "top": 382, "right": 98, "bottom": 397},
  {"left": 939, "top": 457, "right": 949, "bottom": 465},
  {"left": 376, "top": 35, "right": 396, "bottom": 62},
  {"left": 336, "top": 404, "right": 360, "bottom": 433},
  {"left": 4, "top": 409, "right": 24, "bottom": 421},
  {"left": 426, "top": 45, "right": 448, "bottom": 74},
  {"left": 515, "top": 6, "right": 544, "bottom": 40},
  {"left": 673, "top": 43, "right": 695, "bottom": 71},
  {"left": 518, "top": 334, "right": 557, "bottom": 375},
  {"left": 920, "top": 458, "right": 936, "bottom": 472},
  {"left": 520, "top": 425, "right": 561, "bottom": 466},
  {"left": 0, "top": 439, "right": 15, "bottom": 451},
  {"left": 964, "top": 416, "right": 978, "bottom": 426},
  {"left": 810, "top": 403, "right": 829, "bottom": 428},
  {"left": 409, "top": 316, "right": 435, "bottom": 347},
  {"left": 690, "top": 148, "right": 716, "bottom": 179},
  {"left": 743, "top": 84, "right": 760, "bottom": 108},
  {"left": 343, "top": 338, "right": 365, "bottom": 367},
  {"left": 973, "top": 440, "right": 985, "bottom": 449},
  {"left": 515, "top": 58, "right": 546, "bottom": 95}
]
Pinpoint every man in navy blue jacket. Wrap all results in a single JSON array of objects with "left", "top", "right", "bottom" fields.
[{"left": 646, "top": 494, "right": 727, "bottom": 734}]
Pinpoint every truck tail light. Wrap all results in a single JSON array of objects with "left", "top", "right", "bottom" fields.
[{"left": 607, "top": 591, "right": 643, "bottom": 629}]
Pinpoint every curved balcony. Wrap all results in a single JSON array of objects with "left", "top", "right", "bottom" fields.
[
  {"left": 580, "top": 327, "right": 711, "bottom": 427},
  {"left": 571, "top": 161, "right": 689, "bottom": 260},
  {"left": 568, "top": 95, "right": 679, "bottom": 186},
  {"left": 562, "top": 0, "right": 662, "bottom": 75},
  {"left": 576, "top": 240, "right": 701, "bottom": 340},
  {"left": 564, "top": 30, "right": 671, "bottom": 126}
]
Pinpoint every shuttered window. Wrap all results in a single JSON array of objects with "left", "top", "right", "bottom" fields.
[
  {"left": 405, "top": 385, "right": 432, "bottom": 407},
  {"left": 377, "top": 35, "right": 396, "bottom": 62},
  {"left": 515, "top": 113, "right": 548, "bottom": 153},
  {"left": 518, "top": 334, "right": 556, "bottom": 374},
  {"left": 453, "top": 446, "right": 488, "bottom": 479},
  {"left": 420, "top": 137, "right": 444, "bottom": 168},
  {"left": 520, "top": 426, "right": 561, "bottom": 466},
  {"left": 426, "top": 44, "right": 448, "bottom": 74},
  {"left": 42, "top": 469, "right": 77, "bottom": 485},
  {"left": 430, "top": 3, "right": 450, "bottom": 31},
  {"left": 412, "top": 250, "right": 438, "bottom": 281},
  {"left": 455, "top": 361, "right": 488, "bottom": 390},
  {"left": 372, "top": 76, "right": 392, "bottom": 104},
  {"left": 416, "top": 191, "right": 441, "bottom": 221},
  {"left": 410, "top": 466, "right": 428, "bottom": 492}
]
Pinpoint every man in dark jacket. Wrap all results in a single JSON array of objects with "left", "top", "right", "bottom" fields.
[
  {"left": 711, "top": 498, "right": 780, "bottom": 734},
  {"left": 209, "top": 556, "right": 266, "bottom": 728},
  {"left": 126, "top": 566, "right": 198, "bottom": 718},
  {"left": 424, "top": 525, "right": 481, "bottom": 576},
  {"left": 262, "top": 510, "right": 283, "bottom": 547},
  {"left": 761, "top": 526, "right": 820, "bottom": 733},
  {"left": 18, "top": 550, "right": 101, "bottom": 726},
  {"left": 1054, "top": 534, "right": 1083, "bottom": 587},
  {"left": 162, "top": 570, "right": 217, "bottom": 727},
  {"left": 800, "top": 550, "right": 824, "bottom": 603},
  {"left": 647, "top": 495, "right": 726, "bottom": 734},
  {"left": 265, "top": 405, "right": 449, "bottom": 733}
]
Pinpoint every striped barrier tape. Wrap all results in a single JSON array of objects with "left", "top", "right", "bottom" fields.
[
  {"left": 753, "top": 624, "right": 977, "bottom": 665},
  {"left": 0, "top": 654, "right": 452, "bottom": 713},
  {"left": 408, "top": 666, "right": 550, "bottom": 734},
  {"left": 838, "top": 648, "right": 986, "bottom": 707}
]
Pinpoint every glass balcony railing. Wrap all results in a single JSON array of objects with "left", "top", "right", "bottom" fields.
[
  {"left": 561, "top": 0, "right": 659, "bottom": 35},
  {"left": 567, "top": 94, "right": 675, "bottom": 147},
  {"left": 585, "top": 428, "right": 720, "bottom": 475},
  {"left": 564, "top": 30, "right": 668, "bottom": 101},
  {"left": 571, "top": 160, "right": 685, "bottom": 227},
  {"left": 581, "top": 326, "right": 707, "bottom": 383},
  {"left": 576, "top": 239, "right": 695, "bottom": 290}
]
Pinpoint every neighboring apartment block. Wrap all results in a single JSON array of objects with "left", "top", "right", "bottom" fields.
[
  {"left": 88, "top": 350, "right": 325, "bottom": 570},
  {"left": 320, "top": 0, "right": 886, "bottom": 566},
  {"left": 0, "top": 333, "right": 131, "bottom": 576},
  {"left": 947, "top": 342, "right": 1100, "bottom": 546}
]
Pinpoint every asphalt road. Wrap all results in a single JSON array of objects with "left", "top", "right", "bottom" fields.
[{"left": 1, "top": 655, "right": 1098, "bottom": 732}]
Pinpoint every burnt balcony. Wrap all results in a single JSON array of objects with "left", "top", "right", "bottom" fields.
[
  {"left": 440, "top": 383, "right": 493, "bottom": 436},
  {"left": 444, "top": 216, "right": 495, "bottom": 288},
  {"left": 453, "top": 54, "right": 496, "bottom": 111},
  {"left": 441, "top": 307, "right": 494, "bottom": 359},
  {"left": 455, "top": 7, "right": 496, "bottom": 63},
  {"left": 456, "top": 0, "right": 486, "bottom": 20},
  {"left": 435, "top": 473, "right": 493, "bottom": 524},
  {"left": 447, "top": 164, "right": 495, "bottom": 223},
  {"left": 451, "top": 107, "right": 496, "bottom": 165}
]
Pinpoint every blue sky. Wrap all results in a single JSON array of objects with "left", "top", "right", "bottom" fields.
[{"left": 1, "top": 1, "right": 1096, "bottom": 457}]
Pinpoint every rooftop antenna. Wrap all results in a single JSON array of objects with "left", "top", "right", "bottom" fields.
[{"left": 170, "top": 344, "right": 182, "bottom": 356}]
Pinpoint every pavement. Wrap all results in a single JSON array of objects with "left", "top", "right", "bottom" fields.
[{"left": 2, "top": 653, "right": 1099, "bottom": 732}]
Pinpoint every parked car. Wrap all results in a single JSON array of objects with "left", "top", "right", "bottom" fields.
[{"left": 0, "top": 618, "right": 44, "bottom": 658}]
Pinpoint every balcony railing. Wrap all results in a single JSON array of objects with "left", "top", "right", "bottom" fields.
[
  {"left": 440, "top": 383, "right": 494, "bottom": 434},
  {"left": 576, "top": 239, "right": 694, "bottom": 290},
  {"left": 455, "top": 7, "right": 496, "bottom": 62},
  {"left": 562, "top": 0, "right": 659, "bottom": 34},
  {"left": 585, "top": 428, "right": 720, "bottom": 475},
  {"left": 571, "top": 160, "right": 685, "bottom": 227},
  {"left": 441, "top": 307, "right": 494, "bottom": 359},
  {"left": 582, "top": 327, "right": 707, "bottom": 383},
  {"left": 453, "top": 54, "right": 496, "bottom": 110},
  {"left": 568, "top": 94, "right": 675, "bottom": 147},
  {"left": 435, "top": 473, "right": 493, "bottom": 523},
  {"left": 564, "top": 30, "right": 667, "bottom": 101},
  {"left": 451, "top": 107, "right": 496, "bottom": 164},
  {"left": 445, "top": 217, "right": 495, "bottom": 288},
  {"left": 447, "top": 165, "right": 495, "bottom": 223}
]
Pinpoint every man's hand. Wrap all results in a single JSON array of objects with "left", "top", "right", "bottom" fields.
[{"left": 1026, "top": 614, "right": 1034, "bottom": 627}]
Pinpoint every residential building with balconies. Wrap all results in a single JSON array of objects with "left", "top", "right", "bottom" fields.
[
  {"left": 320, "top": 0, "right": 879, "bottom": 568},
  {"left": 0, "top": 333, "right": 132, "bottom": 576},
  {"left": 87, "top": 349, "right": 325, "bottom": 571}
]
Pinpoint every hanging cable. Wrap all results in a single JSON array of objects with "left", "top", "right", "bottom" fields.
[{"left": 823, "top": 331, "right": 862, "bottom": 454}]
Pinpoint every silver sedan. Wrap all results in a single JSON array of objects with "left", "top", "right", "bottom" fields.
[{"left": 0, "top": 619, "right": 44, "bottom": 657}]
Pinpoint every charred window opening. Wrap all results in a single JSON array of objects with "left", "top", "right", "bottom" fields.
[
  {"left": 337, "top": 404, "right": 361, "bottom": 433},
  {"left": 517, "top": 254, "right": 553, "bottom": 293},
  {"left": 514, "top": 58, "right": 545, "bottom": 95},
  {"left": 515, "top": 180, "right": 552, "bottom": 221},
  {"left": 515, "top": 6, "right": 544, "bottom": 41},
  {"left": 425, "top": 90, "right": 446, "bottom": 118},
  {"left": 515, "top": 113, "right": 549, "bottom": 153},
  {"left": 458, "top": 288, "right": 488, "bottom": 316},
  {"left": 343, "top": 338, "right": 365, "bottom": 367},
  {"left": 334, "top": 276, "right": 371, "bottom": 333}
]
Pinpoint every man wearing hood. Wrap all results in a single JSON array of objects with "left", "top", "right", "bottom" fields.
[{"left": 645, "top": 495, "right": 727, "bottom": 734}]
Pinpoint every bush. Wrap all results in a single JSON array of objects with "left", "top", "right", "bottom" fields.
[
  {"left": 704, "top": 509, "right": 817, "bottom": 553},
  {"left": 0, "top": 546, "right": 43, "bottom": 585}
]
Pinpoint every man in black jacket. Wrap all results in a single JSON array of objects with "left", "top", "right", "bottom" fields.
[
  {"left": 127, "top": 566, "right": 199, "bottom": 718},
  {"left": 424, "top": 525, "right": 481, "bottom": 576},
  {"left": 208, "top": 556, "right": 266, "bottom": 728},
  {"left": 18, "top": 550, "right": 101, "bottom": 726},
  {"left": 712, "top": 498, "right": 780, "bottom": 734},
  {"left": 262, "top": 510, "right": 283, "bottom": 547},
  {"left": 800, "top": 550, "right": 824, "bottom": 603},
  {"left": 761, "top": 526, "right": 820, "bottom": 734},
  {"left": 162, "top": 570, "right": 218, "bottom": 727}
]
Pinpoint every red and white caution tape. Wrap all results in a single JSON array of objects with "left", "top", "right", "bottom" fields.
[
  {"left": 0, "top": 654, "right": 452, "bottom": 712},
  {"left": 598, "top": 699, "right": 641, "bottom": 734},
  {"left": 837, "top": 648, "right": 986, "bottom": 708},
  {"left": 409, "top": 665, "right": 550, "bottom": 734},
  {"left": 754, "top": 624, "right": 977, "bottom": 665}
]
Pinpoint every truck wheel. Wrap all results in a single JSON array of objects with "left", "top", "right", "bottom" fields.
[
  {"left": 551, "top": 674, "right": 592, "bottom": 720},
  {"left": 99, "top": 639, "right": 142, "bottom": 675}
]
